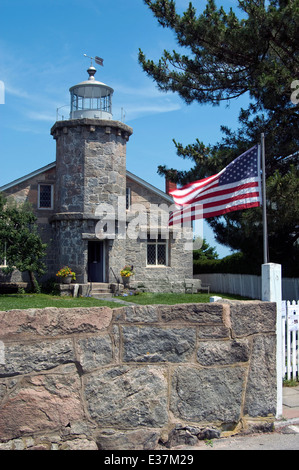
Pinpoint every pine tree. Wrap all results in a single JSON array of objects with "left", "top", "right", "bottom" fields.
[{"left": 139, "top": 0, "right": 299, "bottom": 275}]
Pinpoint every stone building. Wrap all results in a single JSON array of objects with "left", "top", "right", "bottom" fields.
[{"left": 0, "top": 65, "right": 192, "bottom": 293}]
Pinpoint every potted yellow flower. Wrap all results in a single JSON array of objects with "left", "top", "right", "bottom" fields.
[
  {"left": 56, "top": 266, "right": 76, "bottom": 284},
  {"left": 120, "top": 265, "right": 134, "bottom": 287}
]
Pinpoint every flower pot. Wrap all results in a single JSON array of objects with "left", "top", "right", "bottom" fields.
[
  {"left": 122, "top": 276, "right": 130, "bottom": 288},
  {"left": 62, "top": 276, "right": 72, "bottom": 284}
]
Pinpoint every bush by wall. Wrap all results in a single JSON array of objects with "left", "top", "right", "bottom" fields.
[
  {"left": 194, "top": 252, "right": 261, "bottom": 276},
  {"left": 194, "top": 251, "right": 299, "bottom": 277}
]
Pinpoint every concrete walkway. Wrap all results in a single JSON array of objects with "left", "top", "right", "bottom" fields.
[
  {"left": 94, "top": 295, "right": 136, "bottom": 306},
  {"left": 281, "top": 385, "right": 299, "bottom": 421}
]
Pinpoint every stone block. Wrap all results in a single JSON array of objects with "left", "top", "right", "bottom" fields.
[
  {"left": 59, "top": 439, "right": 98, "bottom": 450},
  {"left": 159, "top": 302, "right": 224, "bottom": 324},
  {"left": 0, "top": 365, "right": 84, "bottom": 441},
  {"left": 122, "top": 326, "right": 196, "bottom": 363},
  {"left": 197, "top": 324, "right": 230, "bottom": 339},
  {"left": 76, "top": 335, "right": 113, "bottom": 372},
  {"left": 84, "top": 366, "right": 168, "bottom": 428},
  {"left": 121, "top": 305, "right": 160, "bottom": 323},
  {"left": 229, "top": 301, "right": 276, "bottom": 337},
  {"left": 166, "top": 425, "right": 199, "bottom": 448},
  {"left": 0, "top": 338, "right": 74, "bottom": 376},
  {"left": 0, "top": 306, "right": 113, "bottom": 338},
  {"left": 197, "top": 339, "right": 250, "bottom": 366},
  {"left": 244, "top": 335, "right": 277, "bottom": 417},
  {"left": 170, "top": 365, "right": 246, "bottom": 423},
  {"left": 96, "top": 428, "right": 160, "bottom": 450}
]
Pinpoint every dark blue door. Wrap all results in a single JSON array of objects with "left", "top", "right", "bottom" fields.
[{"left": 88, "top": 241, "right": 104, "bottom": 282}]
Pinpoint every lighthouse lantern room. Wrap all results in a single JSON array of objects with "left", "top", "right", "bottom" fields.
[{"left": 69, "top": 65, "right": 114, "bottom": 120}]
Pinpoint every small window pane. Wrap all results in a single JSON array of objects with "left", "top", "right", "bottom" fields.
[
  {"left": 147, "top": 244, "right": 156, "bottom": 265},
  {"left": 39, "top": 185, "right": 52, "bottom": 208},
  {"left": 157, "top": 244, "right": 166, "bottom": 265}
]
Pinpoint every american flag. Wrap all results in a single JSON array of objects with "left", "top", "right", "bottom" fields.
[{"left": 169, "top": 145, "right": 261, "bottom": 225}]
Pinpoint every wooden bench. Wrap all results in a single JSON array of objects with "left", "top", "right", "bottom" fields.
[{"left": 185, "top": 279, "right": 210, "bottom": 294}]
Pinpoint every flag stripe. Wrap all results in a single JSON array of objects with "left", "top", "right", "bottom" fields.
[
  {"left": 169, "top": 192, "right": 260, "bottom": 222},
  {"left": 170, "top": 172, "right": 220, "bottom": 196},
  {"left": 199, "top": 190, "right": 260, "bottom": 210},
  {"left": 191, "top": 180, "right": 260, "bottom": 205},
  {"left": 169, "top": 198, "right": 261, "bottom": 225},
  {"left": 203, "top": 201, "right": 260, "bottom": 219},
  {"left": 170, "top": 174, "right": 220, "bottom": 204}
]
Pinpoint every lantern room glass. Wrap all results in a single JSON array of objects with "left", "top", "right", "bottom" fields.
[{"left": 70, "top": 86, "right": 112, "bottom": 116}]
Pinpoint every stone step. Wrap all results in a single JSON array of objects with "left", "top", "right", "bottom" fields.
[
  {"left": 90, "top": 293, "right": 114, "bottom": 299},
  {"left": 90, "top": 282, "right": 111, "bottom": 288},
  {"left": 91, "top": 287, "right": 112, "bottom": 293},
  {"left": 90, "top": 282, "right": 111, "bottom": 289},
  {"left": 89, "top": 282, "right": 124, "bottom": 298},
  {"left": 89, "top": 282, "right": 113, "bottom": 297}
]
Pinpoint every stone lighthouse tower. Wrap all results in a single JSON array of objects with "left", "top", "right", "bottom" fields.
[{"left": 50, "top": 63, "right": 133, "bottom": 284}]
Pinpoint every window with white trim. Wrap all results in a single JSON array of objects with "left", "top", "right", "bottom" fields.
[
  {"left": 147, "top": 235, "right": 168, "bottom": 266},
  {"left": 38, "top": 184, "right": 53, "bottom": 209}
]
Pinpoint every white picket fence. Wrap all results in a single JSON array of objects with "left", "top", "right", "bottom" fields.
[
  {"left": 282, "top": 300, "right": 299, "bottom": 381},
  {"left": 195, "top": 273, "right": 299, "bottom": 301}
]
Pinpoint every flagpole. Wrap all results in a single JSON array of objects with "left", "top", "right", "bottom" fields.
[
  {"left": 261, "top": 133, "right": 268, "bottom": 264},
  {"left": 260, "top": 133, "right": 283, "bottom": 418}
]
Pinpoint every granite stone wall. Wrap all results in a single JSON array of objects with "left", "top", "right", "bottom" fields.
[{"left": 0, "top": 300, "right": 277, "bottom": 450}]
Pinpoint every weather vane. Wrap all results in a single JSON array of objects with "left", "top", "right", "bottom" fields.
[{"left": 84, "top": 54, "right": 104, "bottom": 67}]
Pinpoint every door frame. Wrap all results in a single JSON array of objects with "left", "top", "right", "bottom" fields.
[{"left": 87, "top": 241, "right": 106, "bottom": 282}]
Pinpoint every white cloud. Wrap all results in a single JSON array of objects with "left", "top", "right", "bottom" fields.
[
  {"left": 5, "top": 84, "right": 31, "bottom": 99},
  {"left": 112, "top": 76, "right": 182, "bottom": 121},
  {"left": 26, "top": 111, "right": 57, "bottom": 122},
  {"left": 114, "top": 101, "right": 181, "bottom": 122},
  {"left": 114, "top": 82, "right": 163, "bottom": 98}
]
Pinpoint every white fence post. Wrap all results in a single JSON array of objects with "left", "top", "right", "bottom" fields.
[
  {"left": 284, "top": 300, "right": 299, "bottom": 381},
  {"left": 261, "top": 263, "right": 283, "bottom": 418}
]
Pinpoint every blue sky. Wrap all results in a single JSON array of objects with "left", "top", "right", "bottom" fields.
[{"left": 0, "top": 0, "right": 249, "bottom": 258}]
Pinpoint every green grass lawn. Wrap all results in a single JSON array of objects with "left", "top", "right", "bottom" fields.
[
  {"left": 0, "top": 291, "right": 251, "bottom": 312},
  {"left": 0, "top": 293, "right": 120, "bottom": 311},
  {"left": 118, "top": 291, "right": 251, "bottom": 305}
]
